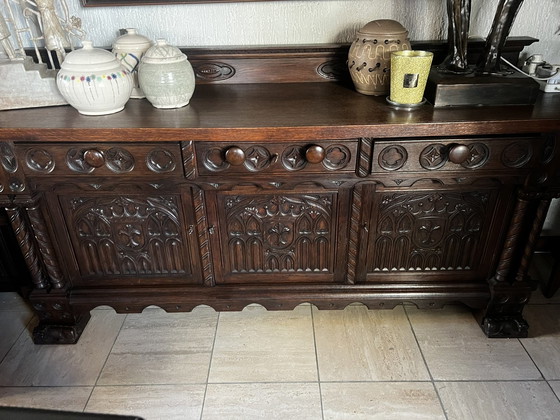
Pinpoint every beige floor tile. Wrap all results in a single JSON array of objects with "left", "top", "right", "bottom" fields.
[
  {"left": 549, "top": 380, "right": 560, "bottom": 399},
  {"left": 0, "top": 386, "right": 92, "bottom": 411},
  {"left": 208, "top": 305, "right": 317, "bottom": 383},
  {"left": 321, "top": 382, "right": 445, "bottom": 420},
  {"left": 314, "top": 305, "right": 429, "bottom": 381},
  {"left": 0, "top": 310, "right": 33, "bottom": 361},
  {"left": 202, "top": 382, "right": 322, "bottom": 420},
  {"left": 0, "top": 310, "right": 125, "bottom": 386},
  {"left": 86, "top": 385, "right": 205, "bottom": 420},
  {"left": 407, "top": 305, "right": 541, "bottom": 380},
  {"left": 436, "top": 381, "right": 560, "bottom": 420},
  {"left": 98, "top": 307, "right": 217, "bottom": 385},
  {"left": 521, "top": 304, "right": 560, "bottom": 379}
]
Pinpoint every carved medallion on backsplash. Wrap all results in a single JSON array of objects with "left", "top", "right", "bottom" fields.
[
  {"left": 419, "top": 144, "right": 447, "bottom": 170},
  {"left": 26, "top": 148, "right": 55, "bottom": 173},
  {"left": 369, "top": 192, "right": 489, "bottom": 272},
  {"left": 147, "top": 149, "right": 176, "bottom": 173},
  {"left": 68, "top": 196, "right": 188, "bottom": 277},
  {"left": 66, "top": 149, "right": 94, "bottom": 173},
  {"left": 379, "top": 145, "right": 408, "bottom": 171},
  {"left": 0, "top": 142, "right": 18, "bottom": 173},
  {"left": 105, "top": 148, "right": 135, "bottom": 173},
  {"left": 244, "top": 146, "right": 273, "bottom": 172},
  {"left": 324, "top": 145, "right": 351, "bottom": 170},
  {"left": 317, "top": 60, "right": 347, "bottom": 80},
  {"left": 501, "top": 141, "right": 532, "bottom": 168},
  {"left": 193, "top": 62, "right": 235, "bottom": 81},
  {"left": 461, "top": 143, "right": 489, "bottom": 169},
  {"left": 224, "top": 194, "right": 333, "bottom": 273}
]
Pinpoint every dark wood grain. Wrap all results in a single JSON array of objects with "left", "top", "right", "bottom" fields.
[{"left": 1, "top": 43, "right": 559, "bottom": 343}]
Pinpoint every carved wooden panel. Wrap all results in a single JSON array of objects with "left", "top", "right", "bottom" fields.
[
  {"left": 371, "top": 137, "right": 543, "bottom": 177},
  {"left": 60, "top": 194, "right": 200, "bottom": 285},
  {"left": 210, "top": 190, "right": 342, "bottom": 283},
  {"left": 195, "top": 141, "right": 357, "bottom": 177},
  {"left": 0, "top": 142, "right": 26, "bottom": 193},
  {"left": 14, "top": 143, "right": 183, "bottom": 179},
  {"left": 364, "top": 189, "right": 504, "bottom": 280}
]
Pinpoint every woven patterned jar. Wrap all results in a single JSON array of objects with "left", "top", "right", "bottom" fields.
[
  {"left": 138, "top": 39, "right": 195, "bottom": 109},
  {"left": 348, "top": 20, "right": 410, "bottom": 96}
]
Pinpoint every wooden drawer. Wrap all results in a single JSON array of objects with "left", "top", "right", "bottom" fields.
[
  {"left": 14, "top": 143, "right": 183, "bottom": 178},
  {"left": 193, "top": 140, "right": 358, "bottom": 177},
  {"left": 371, "top": 136, "right": 545, "bottom": 174}
]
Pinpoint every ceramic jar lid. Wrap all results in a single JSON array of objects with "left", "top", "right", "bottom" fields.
[
  {"left": 112, "top": 28, "right": 152, "bottom": 51},
  {"left": 358, "top": 19, "right": 408, "bottom": 36},
  {"left": 62, "top": 41, "right": 121, "bottom": 72},
  {"left": 142, "top": 39, "right": 187, "bottom": 64}
]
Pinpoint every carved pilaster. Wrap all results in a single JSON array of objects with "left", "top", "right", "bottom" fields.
[
  {"left": 494, "top": 195, "right": 529, "bottom": 282},
  {"left": 357, "top": 138, "right": 374, "bottom": 178},
  {"left": 347, "top": 186, "right": 363, "bottom": 284},
  {"left": 515, "top": 198, "right": 551, "bottom": 282},
  {"left": 193, "top": 188, "right": 214, "bottom": 286},
  {"left": 25, "top": 199, "right": 65, "bottom": 289},
  {"left": 182, "top": 141, "right": 197, "bottom": 180},
  {"left": 5, "top": 203, "right": 48, "bottom": 289}
]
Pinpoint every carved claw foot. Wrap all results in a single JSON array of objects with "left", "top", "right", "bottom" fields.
[
  {"left": 480, "top": 315, "right": 529, "bottom": 338},
  {"left": 32, "top": 314, "right": 91, "bottom": 344}
]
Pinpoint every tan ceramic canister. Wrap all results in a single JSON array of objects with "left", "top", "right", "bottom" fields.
[{"left": 348, "top": 20, "right": 410, "bottom": 96}]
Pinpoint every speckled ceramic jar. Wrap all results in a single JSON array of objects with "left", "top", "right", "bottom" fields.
[
  {"left": 56, "top": 41, "right": 133, "bottom": 115},
  {"left": 138, "top": 39, "right": 195, "bottom": 109},
  {"left": 112, "top": 28, "right": 152, "bottom": 99},
  {"left": 348, "top": 20, "right": 410, "bottom": 96}
]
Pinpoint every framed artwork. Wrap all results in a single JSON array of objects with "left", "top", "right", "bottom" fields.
[{"left": 82, "top": 0, "right": 284, "bottom": 6}]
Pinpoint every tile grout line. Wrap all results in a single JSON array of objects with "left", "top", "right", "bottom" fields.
[
  {"left": 82, "top": 312, "right": 129, "bottom": 413},
  {"left": 310, "top": 305, "right": 325, "bottom": 420},
  {"left": 403, "top": 305, "right": 449, "bottom": 420},
  {"left": 199, "top": 311, "right": 220, "bottom": 420},
  {"left": 517, "top": 336, "right": 560, "bottom": 403},
  {"left": 0, "top": 311, "right": 34, "bottom": 369}
]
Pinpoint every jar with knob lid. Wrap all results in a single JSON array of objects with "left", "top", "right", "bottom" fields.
[
  {"left": 348, "top": 20, "right": 410, "bottom": 96},
  {"left": 112, "top": 28, "right": 152, "bottom": 98},
  {"left": 138, "top": 39, "right": 195, "bottom": 109},
  {"left": 56, "top": 41, "right": 133, "bottom": 115}
]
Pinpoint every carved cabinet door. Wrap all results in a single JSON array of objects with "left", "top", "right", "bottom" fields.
[
  {"left": 52, "top": 190, "right": 203, "bottom": 286},
  {"left": 356, "top": 184, "right": 512, "bottom": 284},
  {"left": 206, "top": 186, "right": 351, "bottom": 284}
]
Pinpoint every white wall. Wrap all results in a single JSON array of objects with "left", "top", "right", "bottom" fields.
[{"left": 69, "top": 0, "right": 560, "bottom": 63}]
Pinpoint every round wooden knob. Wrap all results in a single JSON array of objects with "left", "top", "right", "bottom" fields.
[
  {"left": 305, "top": 145, "right": 325, "bottom": 164},
  {"left": 224, "top": 146, "right": 245, "bottom": 166},
  {"left": 83, "top": 149, "right": 105, "bottom": 168},
  {"left": 448, "top": 144, "right": 470, "bottom": 164}
]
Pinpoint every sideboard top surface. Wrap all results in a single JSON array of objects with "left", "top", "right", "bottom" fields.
[{"left": 1, "top": 82, "right": 560, "bottom": 142}]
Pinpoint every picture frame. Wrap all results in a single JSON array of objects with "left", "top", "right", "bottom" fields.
[{"left": 82, "top": 0, "right": 283, "bottom": 6}]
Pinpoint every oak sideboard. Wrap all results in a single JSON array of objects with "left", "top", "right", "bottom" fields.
[{"left": 1, "top": 43, "right": 559, "bottom": 344}]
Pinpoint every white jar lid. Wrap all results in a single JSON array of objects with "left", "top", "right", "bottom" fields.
[
  {"left": 112, "top": 28, "right": 152, "bottom": 50},
  {"left": 62, "top": 41, "right": 121, "bottom": 72},
  {"left": 142, "top": 39, "right": 187, "bottom": 64}
]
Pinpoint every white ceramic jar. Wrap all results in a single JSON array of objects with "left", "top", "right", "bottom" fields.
[
  {"left": 57, "top": 41, "right": 133, "bottom": 115},
  {"left": 138, "top": 39, "right": 195, "bottom": 109},
  {"left": 112, "top": 28, "right": 152, "bottom": 98}
]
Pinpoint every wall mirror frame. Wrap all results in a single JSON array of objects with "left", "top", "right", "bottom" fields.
[{"left": 82, "top": 0, "right": 284, "bottom": 6}]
